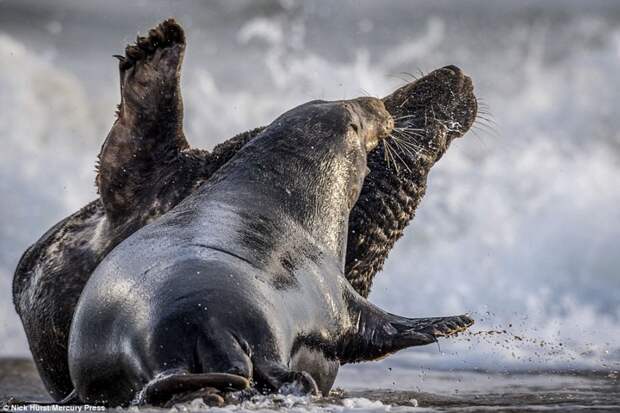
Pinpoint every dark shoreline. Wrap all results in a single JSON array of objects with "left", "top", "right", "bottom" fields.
[{"left": 1, "top": 358, "right": 618, "bottom": 412}]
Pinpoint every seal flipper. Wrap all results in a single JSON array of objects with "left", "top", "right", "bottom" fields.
[
  {"left": 96, "top": 19, "right": 192, "bottom": 223},
  {"left": 140, "top": 372, "right": 249, "bottom": 406},
  {"left": 253, "top": 359, "right": 320, "bottom": 396},
  {"left": 340, "top": 290, "right": 474, "bottom": 363}
]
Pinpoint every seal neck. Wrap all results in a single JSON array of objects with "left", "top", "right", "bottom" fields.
[{"left": 198, "top": 144, "right": 362, "bottom": 266}]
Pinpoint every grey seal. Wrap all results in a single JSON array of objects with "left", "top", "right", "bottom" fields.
[{"left": 69, "top": 96, "right": 472, "bottom": 406}]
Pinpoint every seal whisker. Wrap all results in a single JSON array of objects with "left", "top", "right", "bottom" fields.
[
  {"left": 476, "top": 99, "right": 494, "bottom": 114},
  {"left": 469, "top": 125, "right": 489, "bottom": 145},
  {"left": 400, "top": 71, "right": 419, "bottom": 81},
  {"left": 385, "top": 143, "right": 396, "bottom": 172},
  {"left": 387, "top": 140, "right": 406, "bottom": 174},
  {"left": 393, "top": 128, "right": 427, "bottom": 142},
  {"left": 394, "top": 124, "right": 425, "bottom": 129},
  {"left": 475, "top": 119, "right": 498, "bottom": 133},
  {"left": 398, "top": 96, "right": 411, "bottom": 108},
  {"left": 477, "top": 111, "right": 496, "bottom": 121},
  {"left": 476, "top": 113, "right": 497, "bottom": 125},
  {"left": 394, "top": 123, "right": 425, "bottom": 130},
  {"left": 383, "top": 139, "right": 400, "bottom": 173},
  {"left": 391, "top": 133, "right": 425, "bottom": 150},
  {"left": 394, "top": 126, "right": 426, "bottom": 133},
  {"left": 390, "top": 130, "right": 426, "bottom": 149},
  {"left": 388, "top": 133, "right": 417, "bottom": 156},
  {"left": 390, "top": 136, "right": 422, "bottom": 160},
  {"left": 394, "top": 124, "right": 423, "bottom": 131},
  {"left": 360, "top": 88, "right": 376, "bottom": 98},
  {"left": 393, "top": 121, "right": 426, "bottom": 130},
  {"left": 392, "top": 114, "right": 419, "bottom": 121},
  {"left": 392, "top": 135, "right": 427, "bottom": 152},
  {"left": 473, "top": 117, "right": 500, "bottom": 136},
  {"left": 384, "top": 139, "right": 397, "bottom": 172},
  {"left": 472, "top": 123, "right": 500, "bottom": 140},
  {"left": 387, "top": 74, "right": 412, "bottom": 85},
  {"left": 390, "top": 135, "right": 429, "bottom": 156},
  {"left": 382, "top": 139, "right": 392, "bottom": 170},
  {"left": 387, "top": 139, "right": 413, "bottom": 173}
]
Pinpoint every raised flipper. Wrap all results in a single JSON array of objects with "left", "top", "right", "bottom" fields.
[
  {"left": 340, "top": 289, "right": 473, "bottom": 363},
  {"left": 96, "top": 19, "right": 193, "bottom": 223}
]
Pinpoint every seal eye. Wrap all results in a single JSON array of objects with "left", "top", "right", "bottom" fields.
[{"left": 350, "top": 123, "right": 359, "bottom": 134}]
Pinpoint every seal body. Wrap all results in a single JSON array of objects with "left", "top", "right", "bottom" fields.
[
  {"left": 68, "top": 98, "right": 472, "bottom": 406},
  {"left": 69, "top": 194, "right": 349, "bottom": 403},
  {"left": 13, "top": 19, "right": 477, "bottom": 402},
  {"left": 69, "top": 98, "right": 377, "bottom": 404}
]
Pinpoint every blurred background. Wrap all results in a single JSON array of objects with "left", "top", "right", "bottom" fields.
[{"left": 1, "top": 0, "right": 619, "bottom": 385}]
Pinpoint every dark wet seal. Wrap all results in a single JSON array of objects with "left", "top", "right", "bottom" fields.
[
  {"left": 67, "top": 92, "right": 472, "bottom": 406},
  {"left": 347, "top": 64, "right": 477, "bottom": 296},
  {"left": 12, "top": 18, "right": 478, "bottom": 403}
]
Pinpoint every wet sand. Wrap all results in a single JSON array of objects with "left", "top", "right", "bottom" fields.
[{"left": 1, "top": 358, "right": 618, "bottom": 412}]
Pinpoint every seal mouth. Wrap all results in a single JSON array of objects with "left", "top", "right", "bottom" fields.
[
  {"left": 379, "top": 115, "right": 395, "bottom": 140},
  {"left": 379, "top": 65, "right": 478, "bottom": 173}
]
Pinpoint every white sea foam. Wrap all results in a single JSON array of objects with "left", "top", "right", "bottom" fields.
[
  {"left": 166, "top": 395, "right": 420, "bottom": 413},
  {"left": 0, "top": 34, "right": 100, "bottom": 355}
]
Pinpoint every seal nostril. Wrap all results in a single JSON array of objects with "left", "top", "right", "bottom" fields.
[{"left": 350, "top": 123, "right": 359, "bottom": 134}]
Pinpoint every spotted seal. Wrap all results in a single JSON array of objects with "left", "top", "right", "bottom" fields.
[
  {"left": 69, "top": 93, "right": 472, "bottom": 406},
  {"left": 12, "top": 19, "right": 478, "bottom": 402}
]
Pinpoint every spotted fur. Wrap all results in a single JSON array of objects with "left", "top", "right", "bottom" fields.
[{"left": 12, "top": 19, "right": 477, "bottom": 401}]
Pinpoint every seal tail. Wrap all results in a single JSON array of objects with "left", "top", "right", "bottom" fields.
[{"left": 139, "top": 372, "right": 250, "bottom": 407}]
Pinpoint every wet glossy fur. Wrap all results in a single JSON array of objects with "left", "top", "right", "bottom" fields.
[{"left": 13, "top": 19, "right": 477, "bottom": 402}]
